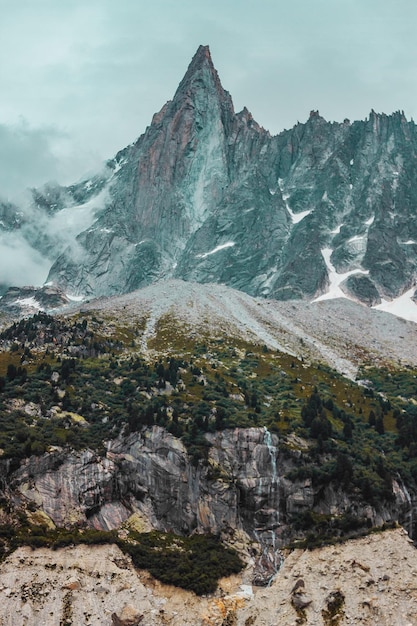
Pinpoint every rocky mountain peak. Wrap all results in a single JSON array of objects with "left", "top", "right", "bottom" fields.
[
  {"left": 4, "top": 46, "right": 415, "bottom": 313},
  {"left": 172, "top": 44, "right": 234, "bottom": 128},
  {"left": 180, "top": 44, "right": 213, "bottom": 77},
  {"left": 175, "top": 45, "right": 223, "bottom": 93}
]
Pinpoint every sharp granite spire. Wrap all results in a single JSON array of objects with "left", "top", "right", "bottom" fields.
[{"left": 35, "top": 46, "right": 417, "bottom": 308}]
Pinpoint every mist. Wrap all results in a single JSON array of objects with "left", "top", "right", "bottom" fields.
[
  {"left": 0, "top": 174, "right": 109, "bottom": 292},
  {"left": 0, "top": 120, "right": 104, "bottom": 203},
  {"left": 0, "top": 231, "right": 51, "bottom": 289}
]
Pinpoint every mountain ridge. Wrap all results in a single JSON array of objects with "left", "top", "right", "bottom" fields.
[{"left": 1, "top": 45, "right": 417, "bottom": 312}]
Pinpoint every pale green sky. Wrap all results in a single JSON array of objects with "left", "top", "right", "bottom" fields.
[{"left": 1, "top": 0, "right": 416, "bottom": 196}]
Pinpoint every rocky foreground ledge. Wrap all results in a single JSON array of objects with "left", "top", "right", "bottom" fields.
[{"left": 0, "top": 527, "right": 415, "bottom": 625}]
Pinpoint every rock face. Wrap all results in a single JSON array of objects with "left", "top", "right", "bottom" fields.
[
  {"left": 30, "top": 46, "right": 416, "bottom": 306},
  {"left": 8, "top": 426, "right": 415, "bottom": 565},
  {"left": 0, "top": 285, "right": 70, "bottom": 315},
  {"left": 10, "top": 428, "right": 281, "bottom": 538}
]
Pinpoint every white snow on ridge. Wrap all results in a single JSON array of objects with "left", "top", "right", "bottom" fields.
[
  {"left": 196, "top": 242, "right": 235, "bottom": 259},
  {"left": 400, "top": 240, "right": 416, "bottom": 245},
  {"left": 278, "top": 179, "right": 312, "bottom": 224},
  {"left": 111, "top": 158, "right": 128, "bottom": 175},
  {"left": 313, "top": 248, "right": 369, "bottom": 303},
  {"left": 287, "top": 206, "right": 312, "bottom": 224},
  {"left": 373, "top": 287, "right": 417, "bottom": 324},
  {"left": 331, "top": 224, "right": 344, "bottom": 235},
  {"left": 365, "top": 216, "right": 375, "bottom": 226},
  {"left": 14, "top": 297, "right": 44, "bottom": 311},
  {"left": 348, "top": 235, "right": 365, "bottom": 243},
  {"left": 66, "top": 294, "right": 85, "bottom": 302}
]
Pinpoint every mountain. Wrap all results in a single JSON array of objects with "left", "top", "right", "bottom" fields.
[
  {"left": 3, "top": 45, "right": 417, "bottom": 308},
  {"left": 1, "top": 282, "right": 417, "bottom": 577},
  {"left": 1, "top": 252, "right": 417, "bottom": 620},
  {"left": 2, "top": 45, "right": 417, "bottom": 622}
]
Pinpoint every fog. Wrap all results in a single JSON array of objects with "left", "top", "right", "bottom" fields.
[{"left": 0, "top": 177, "right": 109, "bottom": 290}]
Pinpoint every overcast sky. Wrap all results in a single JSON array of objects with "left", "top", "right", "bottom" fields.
[{"left": 1, "top": 0, "right": 417, "bottom": 198}]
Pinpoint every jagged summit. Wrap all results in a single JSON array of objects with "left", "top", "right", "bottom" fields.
[
  {"left": 2, "top": 46, "right": 417, "bottom": 315},
  {"left": 183, "top": 44, "right": 214, "bottom": 74},
  {"left": 173, "top": 44, "right": 234, "bottom": 122},
  {"left": 175, "top": 44, "right": 219, "bottom": 91}
]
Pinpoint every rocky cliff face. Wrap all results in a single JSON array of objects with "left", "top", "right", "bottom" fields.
[
  {"left": 31, "top": 46, "right": 416, "bottom": 306},
  {"left": 7, "top": 426, "right": 415, "bottom": 584}
]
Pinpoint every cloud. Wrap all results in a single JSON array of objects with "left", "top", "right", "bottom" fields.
[
  {"left": 0, "top": 231, "right": 50, "bottom": 289},
  {"left": 0, "top": 122, "right": 63, "bottom": 200},
  {"left": 0, "top": 121, "right": 104, "bottom": 201}
]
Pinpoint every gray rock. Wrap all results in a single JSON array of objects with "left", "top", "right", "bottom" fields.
[{"left": 36, "top": 50, "right": 417, "bottom": 306}]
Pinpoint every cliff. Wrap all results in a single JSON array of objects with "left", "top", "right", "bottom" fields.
[{"left": 7, "top": 426, "right": 415, "bottom": 585}]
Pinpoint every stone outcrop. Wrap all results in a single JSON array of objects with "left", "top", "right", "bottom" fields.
[
  {"left": 8, "top": 426, "right": 416, "bottom": 567},
  {"left": 10, "top": 427, "right": 281, "bottom": 540},
  {"left": 112, "top": 604, "right": 144, "bottom": 626}
]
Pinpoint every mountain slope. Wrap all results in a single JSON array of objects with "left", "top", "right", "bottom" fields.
[
  {"left": 0, "top": 528, "right": 416, "bottom": 625},
  {"left": 75, "top": 279, "right": 417, "bottom": 378}
]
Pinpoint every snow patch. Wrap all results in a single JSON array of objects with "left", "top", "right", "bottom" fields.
[
  {"left": 365, "top": 216, "right": 375, "bottom": 226},
  {"left": 66, "top": 294, "right": 85, "bottom": 302},
  {"left": 278, "top": 180, "right": 312, "bottom": 223},
  {"left": 400, "top": 240, "right": 416, "bottom": 245},
  {"left": 14, "top": 297, "right": 44, "bottom": 310},
  {"left": 196, "top": 242, "right": 235, "bottom": 259},
  {"left": 313, "top": 248, "right": 369, "bottom": 303},
  {"left": 348, "top": 235, "right": 365, "bottom": 243},
  {"left": 350, "top": 159, "right": 354, "bottom": 166},
  {"left": 331, "top": 224, "right": 344, "bottom": 235},
  {"left": 373, "top": 287, "right": 417, "bottom": 324},
  {"left": 288, "top": 207, "right": 312, "bottom": 224},
  {"left": 112, "top": 158, "right": 127, "bottom": 175}
]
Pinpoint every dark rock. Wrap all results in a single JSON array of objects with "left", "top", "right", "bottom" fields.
[
  {"left": 291, "top": 592, "right": 313, "bottom": 610},
  {"left": 342, "top": 275, "right": 381, "bottom": 306}
]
